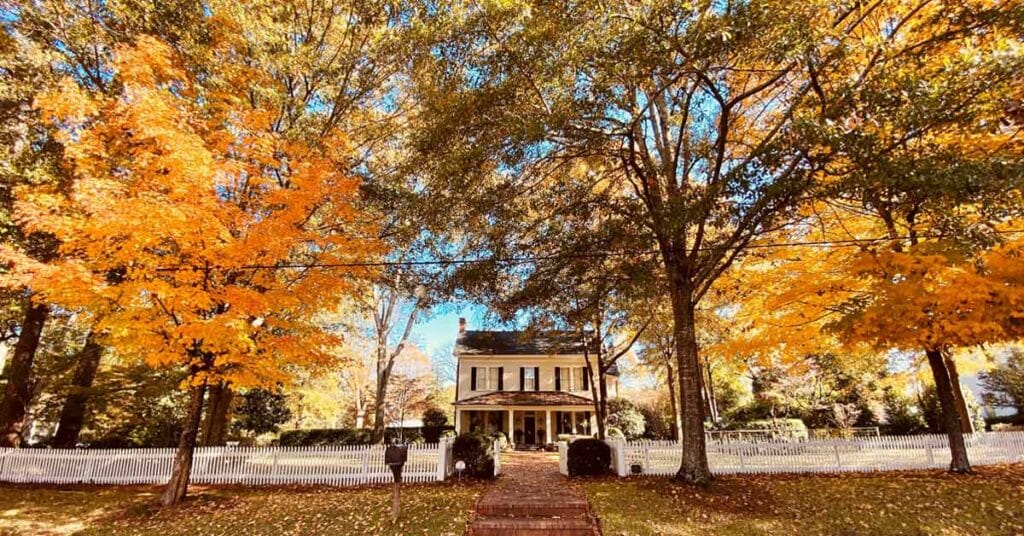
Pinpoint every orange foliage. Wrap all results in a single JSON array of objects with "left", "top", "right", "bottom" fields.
[{"left": 4, "top": 35, "right": 380, "bottom": 388}]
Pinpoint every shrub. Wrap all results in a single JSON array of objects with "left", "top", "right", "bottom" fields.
[
  {"left": 422, "top": 407, "right": 449, "bottom": 428},
  {"left": 452, "top": 432, "right": 495, "bottom": 479},
  {"left": 493, "top": 431, "right": 512, "bottom": 452},
  {"left": 881, "top": 388, "right": 926, "bottom": 435},
  {"left": 422, "top": 407, "right": 450, "bottom": 442},
  {"left": 567, "top": 438, "right": 611, "bottom": 476},
  {"left": 422, "top": 425, "right": 456, "bottom": 443},
  {"left": 606, "top": 398, "right": 646, "bottom": 439}
]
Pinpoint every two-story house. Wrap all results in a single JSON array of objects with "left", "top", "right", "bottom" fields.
[{"left": 452, "top": 318, "right": 619, "bottom": 448}]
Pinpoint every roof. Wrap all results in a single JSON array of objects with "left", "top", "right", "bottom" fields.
[
  {"left": 454, "top": 391, "right": 594, "bottom": 406},
  {"left": 456, "top": 330, "right": 600, "bottom": 355}
]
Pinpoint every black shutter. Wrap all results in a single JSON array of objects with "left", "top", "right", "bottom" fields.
[
  {"left": 555, "top": 367, "right": 561, "bottom": 391},
  {"left": 534, "top": 366, "right": 540, "bottom": 391},
  {"left": 520, "top": 367, "right": 525, "bottom": 391},
  {"left": 582, "top": 367, "right": 590, "bottom": 391},
  {"left": 471, "top": 367, "right": 477, "bottom": 391},
  {"left": 497, "top": 367, "right": 504, "bottom": 391}
]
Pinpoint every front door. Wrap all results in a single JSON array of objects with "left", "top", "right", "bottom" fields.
[{"left": 524, "top": 412, "right": 536, "bottom": 445}]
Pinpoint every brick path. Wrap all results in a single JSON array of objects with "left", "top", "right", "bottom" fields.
[{"left": 467, "top": 451, "right": 600, "bottom": 535}]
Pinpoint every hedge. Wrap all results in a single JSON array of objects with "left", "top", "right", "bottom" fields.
[
  {"left": 567, "top": 438, "right": 611, "bottom": 476},
  {"left": 452, "top": 432, "right": 495, "bottom": 479},
  {"left": 278, "top": 427, "right": 425, "bottom": 446}
]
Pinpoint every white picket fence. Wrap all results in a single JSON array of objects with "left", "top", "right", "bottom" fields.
[
  {"left": 0, "top": 438, "right": 457, "bottom": 486},
  {"left": 559, "top": 432, "right": 1024, "bottom": 476}
]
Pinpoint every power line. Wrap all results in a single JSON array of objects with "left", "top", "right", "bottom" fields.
[{"left": 150, "top": 228, "right": 1024, "bottom": 273}]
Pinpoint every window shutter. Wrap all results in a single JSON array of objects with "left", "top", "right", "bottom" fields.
[
  {"left": 582, "top": 367, "right": 590, "bottom": 391},
  {"left": 534, "top": 366, "right": 540, "bottom": 391},
  {"left": 471, "top": 367, "right": 477, "bottom": 391},
  {"left": 520, "top": 367, "right": 525, "bottom": 391},
  {"left": 497, "top": 367, "right": 504, "bottom": 391},
  {"left": 555, "top": 367, "right": 561, "bottom": 391}
]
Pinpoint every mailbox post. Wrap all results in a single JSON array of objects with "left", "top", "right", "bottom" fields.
[{"left": 384, "top": 442, "right": 408, "bottom": 521}]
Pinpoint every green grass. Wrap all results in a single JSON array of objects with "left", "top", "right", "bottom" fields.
[
  {"left": 0, "top": 481, "right": 484, "bottom": 536},
  {"left": 580, "top": 464, "right": 1024, "bottom": 536}
]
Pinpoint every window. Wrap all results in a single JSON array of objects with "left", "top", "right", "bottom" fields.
[
  {"left": 474, "top": 367, "right": 502, "bottom": 391},
  {"left": 573, "top": 367, "right": 587, "bottom": 392},
  {"left": 523, "top": 367, "right": 536, "bottom": 391},
  {"left": 559, "top": 367, "right": 589, "bottom": 392}
]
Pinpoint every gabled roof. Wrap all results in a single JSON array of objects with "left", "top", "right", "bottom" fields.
[
  {"left": 454, "top": 391, "right": 593, "bottom": 406},
  {"left": 456, "top": 330, "right": 599, "bottom": 356}
]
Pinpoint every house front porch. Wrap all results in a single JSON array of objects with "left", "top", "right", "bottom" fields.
[{"left": 453, "top": 391, "right": 596, "bottom": 447}]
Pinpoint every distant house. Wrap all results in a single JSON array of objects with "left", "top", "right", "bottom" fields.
[{"left": 453, "top": 318, "right": 619, "bottom": 447}]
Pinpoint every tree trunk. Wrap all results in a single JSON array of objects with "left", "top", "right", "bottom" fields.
[
  {"left": 372, "top": 352, "right": 389, "bottom": 443},
  {"left": 666, "top": 361, "right": 682, "bottom": 441},
  {"left": 200, "top": 382, "right": 233, "bottom": 446},
  {"left": 924, "top": 349, "right": 971, "bottom": 473},
  {"left": 0, "top": 302, "right": 48, "bottom": 447},
  {"left": 52, "top": 332, "right": 103, "bottom": 448},
  {"left": 355, "top": 384, "right": 365, "bottom": 428},
  {"left": 161, "top": 381, "right": 207, "bottom": 506},
  {"left": 703, "top": 360, "right": 720, "bottom": 424},
  {"left": 581, "top": 336, "right": 605, "bottom": 440},
  {"left": 943, "top": 355, "right": 974, "bottom": 433},
  {"left": 597, "top": 367, "right": 609, "bottom": 436},
  {"left": 670, "top": 278, "right": 712, "bottom": 484}
]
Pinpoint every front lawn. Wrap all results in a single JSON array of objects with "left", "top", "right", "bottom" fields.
[
  {"left": 580, "top": 464, "right": 1024, "bottom": 536},
  {"left": 0, "top": 481, "right": 484, "bottom": 536}
]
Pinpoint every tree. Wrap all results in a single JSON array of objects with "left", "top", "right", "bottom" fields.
[
  {"left": 233, "top": 389, "right": 292, "bottom": 438},
  {"left": 363, "top": 282, "right": 426, "bottom": 443},
  {"left": 13, "top": 32, "right": 378, "bottom": 504},
  {"left": 980, "top": 348, "right": 1024, "bottom": 416},
  {"left": 413, "top": 0, "right": 1023, "bottom": 483},
  {"left": 51, "top": 332, "right": 103, "bottom": 447},
  {"left": 0, "top": 0, "right": 213, "bottom": 450}
]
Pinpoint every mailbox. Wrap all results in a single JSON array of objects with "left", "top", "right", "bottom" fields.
[
  {"left": 385, "top": 443, "right": 408, "bottom": 482},
  {"left": 385, "top": 443, "right": 408, "bottom": 466}
]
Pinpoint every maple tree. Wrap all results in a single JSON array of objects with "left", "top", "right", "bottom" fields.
[
  {"left": 7, "top": 29, "right": 378, "bottom": 503},
  {"left": 0, "top": 0, "right": 215, "bottom": 448}
]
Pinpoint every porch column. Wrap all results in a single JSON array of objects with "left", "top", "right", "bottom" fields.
[
  {"left": 507, "top": 409, "right": 514, "bottom": 438},
  {"left": 545, "top": 410, "right": 552, "bottom": 444},
  {"left": 455, "top": 409, "right": 462, "bottom": 434}
]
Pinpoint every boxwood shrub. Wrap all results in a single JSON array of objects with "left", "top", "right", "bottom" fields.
[
  {"left": 452, "top": 432, "right": 495, "bottom": 479},
  {"left": 567, "top": 438, "right": 611, "bottom": 476}
]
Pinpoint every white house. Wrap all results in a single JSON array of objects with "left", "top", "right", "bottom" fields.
[{"left": 452, "top": 318, "right": 619, "bottom": 448}]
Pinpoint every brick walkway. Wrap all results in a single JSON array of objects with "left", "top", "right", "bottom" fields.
[{"left": 467, "top": 451, "right": 600, "bottom": 535}]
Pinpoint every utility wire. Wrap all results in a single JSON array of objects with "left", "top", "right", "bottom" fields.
[{"left": 150, "top": 228, "right": 1024, "bottom": 273}]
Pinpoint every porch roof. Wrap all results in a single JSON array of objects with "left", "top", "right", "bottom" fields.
[{"left": 454, "top": 390, "right": 593, "bottom": 407}]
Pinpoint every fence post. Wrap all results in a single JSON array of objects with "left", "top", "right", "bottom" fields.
[
  {"left": 833, "top": 443, "right": 842, "bottom": 469},
  {"left": 925, "top": 442, "right": 935, "bottom": 466},
  {"left": 616, "top": 439, "right": 628, "bottom": 477},
  {"left": 436, "top": 438, "right": 447, "bottom": 482},
  {"left": 737, "top": 445, "right": 746, "bottom": 472},
  {"left": 493, "top": 438, "right": 501, "bottom": 477}
]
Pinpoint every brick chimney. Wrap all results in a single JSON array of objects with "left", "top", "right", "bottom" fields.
[{"left": 458, "top": 317, "right": 466, "bottom": 333}]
